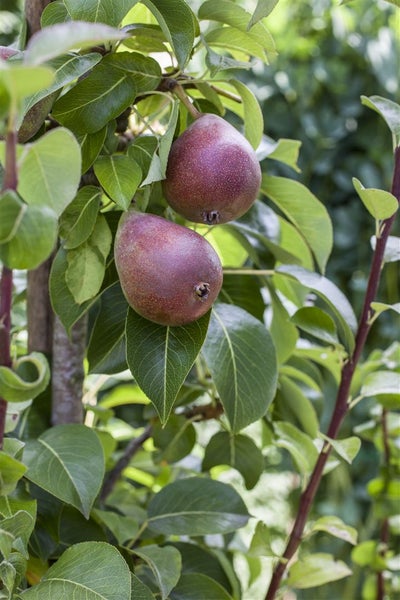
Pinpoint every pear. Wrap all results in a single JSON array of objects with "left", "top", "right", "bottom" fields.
[
  {"left": 163, "top": 113, "right": 261, "bottom": 225},
  {"left": 114, "top": 211, "right": 223, "bottom": 326}
]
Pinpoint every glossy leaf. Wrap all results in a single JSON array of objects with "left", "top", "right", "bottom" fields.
[
  {"left": 202, "top": 303, "right": 277, "bottom": 432},
  {"left": 269, "top": 289, "right": 299, "bottom": 364},
  {"left": 126, "top": 309, "right": 210, "bottom": 424},
  {"left": 158, "top": 100, "right": 179, "bottom": 175},
  {"left": 353, "top": 178, "right": 398, "bottom": 220},
  {"left": 169, "top": 542, "right": 233, "bottom": 592},
  {"left": 277, "top": 375, "right": 319, "bottom": 438},
  {"left": 274, "top": 421, "right": 318, "bottom": 477},
  {"left": 277, "top": 265, "right": 357, "bottom": 352},
  {"left": 361, "top": 95, "right": 400, "bottom": 145},
  {"left": 229, "top": 79, "right": 263, "bottom": 149},
  {"left": 52, "top": 55, "right": 138, "bottom": 134},
  {"left": 17, "top": 128, "right": 81, "bottom": 216},
  {"left": 60, "top": 186, "right": 102, "bottom": 249},
  {"left": 142, "top": 0, "right": 197, "bottom": 68},
  {"left": 248, "top": 0, "right": 280, "bottom": 29},
  {"left": 220, "top": 274, "right": 265, "bottom": 322},
  {"left": 77, "top": 127, "right": 108, "bottom": 174},
  {"left": 262, "top": 175, "right": 333, "bottom": 273},
  {"left": 264, "top": 137, "right": 301, "bottom": 172},
  {"left": 291, "top": 306, "right": 339, "bottom": 345},
  {"left": 153, "top": 415, "right": 196, "bottom": 464},
  {"left": 0, "top": 190, "right": 26, "bottom": 244},
  {"left": 24, "top": 21, "right": 127, "bottom": 65},
  {"left": 0, "top": 453, "right": 27, "bottom": 496},
  {"left": 170, "top": 573, "right": 233, "bottom": 600},
  {"left": 64, "top": 0, "right": 140, "bottom": 25},
  {"left": 202, "top": 431, "right": 264, "bottom": 489},
  {"left": 23, "top": 424, "right": 105, "bottom": 518},
  {"left": 94, "top": 154, "right": 142, "bottom": 210},
  {"left": 310, "top": 516, "right": 357, "bottom": 545},
  {"left": 287, "top": 553, "right": 352, "bottom": 588},
  {"left": 20, "top": 542, "right": 131, "bottom": 599},
  {"left": 87, "top": 283, "right": 129, "bottom": 374},
  {"left": 325, "top": 435, "right": 362, "bottom": 464},
  {"left": 147, "top": 477, "right": 249, "bottom": 535},
  {"left": 360, "top": 371, "right": 400, "bottom": 408},
  {"left": 0, "top": 352, "right": 50, "bottom": 403},
  {"left": 133, "top": 545, "right": 181, "bottom": 600}
]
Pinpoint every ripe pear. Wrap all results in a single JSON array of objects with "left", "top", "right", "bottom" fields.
[
  {"left": 163, "top": 113, "right": 261, "bottom": 225},
  {"left": 114, "top": 211, "right": 223, "bottom": 326}
]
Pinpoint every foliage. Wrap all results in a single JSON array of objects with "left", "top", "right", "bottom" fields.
[{"left": 0, "top": 1, "right": 399, "bottom": 599}]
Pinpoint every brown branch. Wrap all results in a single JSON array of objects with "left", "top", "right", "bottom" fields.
[
  {"left": 377, "top": 409, "right": 391, "bottom": 600},
  {"left": 265, "top": 146, "right": 400, "bottom": 599},
  {"left": 24, "top": 0, "right": 52, "bottom": 39}
]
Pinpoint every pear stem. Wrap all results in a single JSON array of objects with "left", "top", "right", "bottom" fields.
[{"left": 168, "top": 79, "right": 202, "bottom": 120}]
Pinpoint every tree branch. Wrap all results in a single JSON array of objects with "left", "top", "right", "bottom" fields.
[{"left": 265, "top": 146, "right": 400, "bottom": 599}]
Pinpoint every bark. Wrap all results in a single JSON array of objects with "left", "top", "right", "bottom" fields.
[{"left": 24, "top": 0, "right": 52, "bottom": 38}]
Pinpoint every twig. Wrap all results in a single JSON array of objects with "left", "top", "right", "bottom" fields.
[
  {"left": 377, "top": 409, "right": 391, "bottom": 600},
  {"left": 265, "top": 146, "right": 400, "bottom": 599}
]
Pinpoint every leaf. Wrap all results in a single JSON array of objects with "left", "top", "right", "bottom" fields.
[
  {"left": 64, "top": 0, "right": 140, "bottom": 25},
  {"left": 371, "top": 301, "right": 400, "bottom": 318},
  {"left": 202, "top": 432, "right": 264, "bottom": 490},
  {"left": 274, "top": 421, "right": 318, "bottom": 477},
  {"left": 170, "top": 573, "right": 233, "bottom": 600},
  {"left": 65, "top": 214, "right": 112, "bottom": 304},
  {"left": 0, "top": 190, "right": 26, "bottom": 244},
  {"left": 17, "top": 128, "right": 81, "bottom": 216},
  {"left": 60, "top": 186, "right": 102, "bottom": 249},
  {"left": 131, "top": 574, "right": 154, "bottom": 600},
  {"left": 52, "top": 54, "right": 138, "bottom": 134},
  {"left": 287, "top": 553, "right": 352, "bottom": 588},
  {"left": 248, "top": 521, "right": 277, "bottom": 557},
  {"left": 269, "top": 289, "right": 299, "bottom": 363},
  {"left": 353, "top": 178, "right": 398, "bottom": 220},
  {"left": 133, "top": 545, "right": 181, "bottom": 600},
  {"left": 24, "top": 21, "right": 127, "bottom": 65},
  {"left": 262, "top": 175, "right": 333, "bottom": 273},
  {"left": 158, "top": 100, "right": 179, "bottom": 175},
  {"left": 310, "top": 516, "right": 358, "bottom": 545},
  {"left": 361, "top": 95, "right": 400, "bottom": 145},
  {"left": 20, "top": 542, "right": 131, "bottom": 599},
  {"left": 94, "top": 154, "right": 142, "bottom": 210},
  {"left": 23, "top": 424, "right": 105, "bottom": 518},
  {"left": 264, "top": 137, "right": 301, "bottom": 172},
  {"left": 220, "top": 274, "right": 265, "bottom": 322},
  {"left": 87, "top": 283, "right": 129, "bottom": 374},
  {"left": 202, "top": 303, "right": 277, "bottom": 432},
  {"left": 276, "top": 265, "right": 357, "bottom": 352},
  {"left": 203, "top": 41, "right": 253, "bottom": 76},
  {"left": 0, "top": 352, "right": 50, "bottom": 403},
  {"left": 0, "top": 63, "right": 54, "bottom": 106},
  {"left": 248, "top": 0, "right": 280, "bottom": 29},
  {"left": 360, "top": 371, "right": 400, "bottom": 408},
  {"left": 371, "top": 235, "right": 400, "bottom": 263},
  {"left": 153, "top": 415, "right": 196, "bottom": 464},
  {"left": 126, "top": 308, "right": 210, "bottom": 424},
  {"left": 147, "top": 477, "right": 250, "bottom": 535},
  {"left": 141, "top": 0, "right": 197, "bottom": 68},
  {"left": 0, "top": 454, "right": 27, "bottom": 496},
  {"left": 277, "top": 375, "right": 319, "bottom": 438},
  {"left": 291, "top": 306, "right": 339, "bottom": 345},
  {"left": 0, "top": 510, "right": 35, "bottom": 558},
  {"left": 77, "top": 127, "right": 107, "bottom": 174},
  {"left": 229, "top": 79, "right": 263, "bottom": 149},
  {"left": 92, "top": 509, "right": 139, "bottom": 545},
  {"left": 324, "top": 435, "right": 362, "bottom": 464},
  {"left": 40, "top": 1, "right": 70, "bottom": 26}
]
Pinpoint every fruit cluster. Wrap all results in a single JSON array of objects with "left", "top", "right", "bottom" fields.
[{"left": 114, "top": 112, "right": 261, "bottom": 326}]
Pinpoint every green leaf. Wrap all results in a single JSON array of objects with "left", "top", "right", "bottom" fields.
[
  {"left": 269, "top": 289, "right": 299, "bottom": 363},
  {"left": 361, "top": 95, "right": 400, "bottom": 146},
  {"left": 133, "top": 545, "right": 181, "bottom": 600},
  {"left": 87, "top": 283, "right": 128, "bottom": 374},
  {"left": 170, "top": 542, "right": 234, "bottom": 592},
  {"left": 277, "top": 265, "right": 357, "bottom": 352},
  {"left": 220, "top": 274, "right": 265, "bottom": 322},
  {"left": 22, "top": 52, "right": 102, "bottom": 118},
  {"left": 0, "top": 454, "right": 27, "bottom": 496},
  {"left": 205, "top": 27, "right": 268, "bottom": 62},
  {"left": 351, "top": 541, "right": 378, "bottom": 567},
  {"left": 170, "top": 573, "right": 233, "bottom": 600},
  {"left": 131, "top": 574, "right": 154, "bottom": 600},
  {"left": 202, "top": 303, "right": 277, "bottom": 432},
  {"left": 229, "top": 79, "right": 263, "bottom": 149},
  {"left": 360, "top": 371, "right": 400, "bottom": 408},
  {"left": 202, "top": 432, "right": 264, "bottom": 489},
  {"left": 262, "top": 175, "right": 333, "bottom": 273},
  {"left": 291, "top": 306, "right": 339, "bottom": 345},
  {"left": 20, "top": 542, "right": 131, "bottom": 599},
  {"left": 248, "top": 0, "right": 280, "bottom": 29},
  {"left": 287, "top": 553, "right": 352, "bottom": 588},
  {"left": 276, "top": 375, "right": 319, "bottom": 438},
  {"left": 371, "top": 301, "right": 400, "bottom": 318},
  {"left": 0, "top": 352, "right": 50, "bottom": 403},
  {"left": 153, "top": 415, "right": 196, "bottom": 464},
  {"left": 60, "top": 186, "right": 102, "bottom": 249},
  {"left": 17, "top": 127, "right": 81, "bottom": 216},
  {"left": 325, "top": 435, "right": 362, "bottom": 464},
  {"left": 40, "top": 0, "right": 70, "bottom": 26},
  {"left": 353, "top": 178, "right": 398, "bottom": 220},
  {"left": 94, "top": 154, "right": 142, "bottom": 210},
  {"left": 64, "top": 0, "right": 140, "bottom": 25},
  {"left": 310, "top": 516, "right": 358, "bottom": 545},
  {"left": 141, "top": 0, "right": 197, "bottom": 68},
  {"left": 158, "top": 100, "right": 179, "bottom": 175},
  {"left": 203, "top": 41, "right": 253, "bottom": 76},
  {"left": 0, "top": 510, "right": 35, "bottom": 558},
  {"left": 24, "top": 21, "right": 127, "bottom": 65},
  {"left": 147, "top": 477, "right": 250, "bottom": 535},
  {"left": 92, "top": 509, "right": 138, "bottom": 545},
  {"left": 52, "top": 54, "right": 137, "bottom": 134},
  {"left": 0, "top": 190, "right": 26, "bottom": 244},
  {"left": 371, "top": 235, "right": 400, "bottom": 263},
  {"left": 77, "top": 127, "right": 107, "bottom": 174},
  {"left": 265, "top": 138, "right": 301, "bottom": 172},
  {"left": 65, "top": 214, "right": 112, "bottom": 304},
  {"left": 248, "top": 521, "right": 277, "bottom": 557},
  {"left": 24, "top": 424, "right": 105, "bottom": 518},
  {"left": 126, "top": 308, "right": 210, "bottom": 424},
  {"left": 274, "top": 421, "right": 318, "bottom": 477},
  {"left": 0, "top": 62, "right": 54, "bottom": 106}
]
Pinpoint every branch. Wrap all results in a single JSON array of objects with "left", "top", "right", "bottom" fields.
[{"left": 265, "top": 146, "right": 400, "bottom": 599}]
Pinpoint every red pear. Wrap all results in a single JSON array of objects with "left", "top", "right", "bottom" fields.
[
  {"left": 114, "top": 211, "right": 223, "bottom": 326},
  {"left": 163, "top": 113, "right": 261, "bottom": 225}
]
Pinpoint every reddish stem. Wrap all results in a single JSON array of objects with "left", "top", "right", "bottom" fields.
[{"left": 265, "top": 146, "right": 400, "bottom": 600}]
